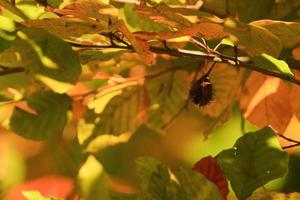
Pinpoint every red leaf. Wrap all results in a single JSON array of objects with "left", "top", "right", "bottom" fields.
[{"left": 192, "top": 156, "right": 229, "bottom": 200}]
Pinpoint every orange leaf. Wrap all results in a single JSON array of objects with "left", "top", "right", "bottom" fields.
[
  {"left": 240, "top": 72, "right": 292, "bottom": 133},
  {"left": 4, "top": 175, "right": 78, "bottom": 200},
  {"left": 134, "top": 3, "right": 192, "bottom": 29},
  {"left": 193, "top": 156, "right": 229, "bottom": 200},
  {"left": 117, "top": 22, "right": 155, "bottom": 65}
]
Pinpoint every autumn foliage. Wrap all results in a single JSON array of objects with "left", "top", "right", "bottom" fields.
[{"left": 1, "top": 0, "right": 300, "bottom": 200}]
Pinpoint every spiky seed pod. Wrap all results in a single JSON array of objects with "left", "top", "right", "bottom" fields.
[{"left": 189, "top": 74, "right": 214, "bottom": 106}]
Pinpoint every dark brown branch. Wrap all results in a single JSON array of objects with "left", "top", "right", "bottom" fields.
[
  {"left": 0, "top": 67, "right": 25, "bottom": 76},
  {"left": 278, "top": 134, "right": 300, "bottom": 149},
  {"left": 282, "top": 143, "right": 300, "bottom": 149},
  {"left": 69, "top": 41, "right": 300, "bottom": 86}
]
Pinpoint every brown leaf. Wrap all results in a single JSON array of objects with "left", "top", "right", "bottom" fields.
[
  {"left": 290, "top": 71, "right": 300, "bottom": 121},
  {"left": 251, "top": 20, "right": 300, "bottom": 48},
  {"left": 134, "top": 3, "right": 192, "bottom": 29},
  {"left": 193, "top": 156, "right": 229, "bottom": 200},
  {"left": 117, "top": 22, "right": 155, "bottom": 65},
  {"left": 225, "top": 19, "right": 282, "bottom": 57},
  {"left": 240, "top": 72, "right": 292, "bottom": 133},
  {"left": 52, "top": 0, "right": 118, "bottom": 22},
  {"left": 160, "top": 22, "right": 228, "bottom": 40}
]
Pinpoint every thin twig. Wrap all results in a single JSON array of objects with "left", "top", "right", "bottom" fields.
[
  {"left": 69, "top": 41, "right": 300, "bottom": 86},
  {"left": 278, "top": 134, "right": 300, "bottom": 149},
  {"left": 282, "top": 143, "right": 300, "bottom": 149},
  {"left": 278, "top": 134, "right": 300, "bottom": 144},
  {"left": 0, "top": 67, "right": 25, "bottom": 76},
  {"left": 161, "top": 98, "right": 190, "bottom": 130}
]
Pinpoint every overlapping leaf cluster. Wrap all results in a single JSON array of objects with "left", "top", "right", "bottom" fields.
[{"left": 0, "top": 0, "right": 300, "bottom": 199}]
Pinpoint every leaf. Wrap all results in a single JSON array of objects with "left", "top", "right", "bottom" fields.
[
  {"left": 225, "top": 18, "right": 282, "bottom": 57},
  {"left": 9, "top": 91, "right": 71, "bottom": 140},
  {"left": 217, "top": 127, "right": 289, "bottom": 200},
  {"left": 134, "top": 3, "right": 192, "bottom": 29},
  {"left": 1, "top": 27, "right": 82, "bottom": 92},
  {"left": 192, "top": 156, "right": 229, "bottom": 200},
  {"left": 111, "top": 193, "right": 137, "bottom": 200},
  {"left": 251, "top": 20, "right": 300, "bottom": 48},
  {"left": 136, "top": 157, "right": 223, "bottom": 200},
  {"left": 23, "top": 18, "right": 107, "bottom": 38},
  {"left": 78, "top": 81, "right": 147, "bottom": 151},
  {"left": 5, "top": 176, "right": 75, "bottom": 200},
  {"left": 146, "top": 66, "right": 189, "bottom": 128},
  {"left": 240, "top": 72, "right": 293, "bottom": 133},
  {"left": 116, "top": 22, "right": 155, "bottom": 65},
  {"left": 291, "top": 73, "right": 300, "bottom": 121},
  {"left": 202, "top": 0, "right": 273, "bottom": 23},
  {"left": 0, "top": 0, "right": 27, "bottom": 20},
  {"left": 159, "top": 22, "right": 228, "bottom": 40},
  {"left": 22, "top": 191, "right": 59, "bottom": 200},
  {"left": 98, "top": 125, "right": 166, "bottom": 184},
  {"left": 248, "top": 191, "right": 300, "bottom": 200},
  {"left": 251, "top": 53, "right": 293, "bottom": 76},
  {"left": 52, "top": 0, "right": 118, "bottom": 22},
  {"left": 0, "top": 93, "right": 11, "bottom": 102},
  {"left": 78, "top": 155, "right": 110, "bottom": 200},
  {"left": 123, "top": 4, "right": 168, "bottom": 32}
]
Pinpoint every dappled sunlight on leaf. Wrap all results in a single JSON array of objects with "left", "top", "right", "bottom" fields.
[
  {"left": 225, "top": 18, "right": 282, "bottom": 57},
  {"left": 217, "top": 127, "right": 288, "bottom": 200},
  {"left": 251, "top": 20, "right": 300, "bottom": 48},
  {"left": 240, "top": 72, "right": 293, "bottom": 133},
  {"left": 9, "top": 91, "right": 71, "bottom": 140},
  {"left": 78, "top": 155, "right": 109, "bottom": 200},
  {"left": 4, "top": 175, "right": 76, "bottom": 200}
]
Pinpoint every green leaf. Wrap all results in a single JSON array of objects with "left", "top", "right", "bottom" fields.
[
  {"left": 0, "top": 0, "right": 28, "bottom": 21},
  {"left": 0, "top": 93, "right": 11, "bottom": 102},
  {"left": 97, "top": 125, "right": 165, "bottom": 184},
  {"left": 217, "top": 127, "right": 289, "bottom": 200},
  {"left": 123, "top": 4, "right": 168, "bottom": 32},
  {"left": 252, "top": 20, "right": 300, "bottom": 48},
  {"left": 111, "top": 193, "right": 137, "bottom": 200},
  {"left": 22, "top": 191, "right": 59, "bottom": 200},
  {"left": 225, "top": 18, "right": 282, "bottom": 57},
  {"left": 146, "top": 59, "right": 189, "bottom": 128},
  {"left": 0, "top": 27, "right": 81, "bottom": 93},
  {"left": 9, "top": 91, "right": 71, "bottom": 140},
  {"left": 47, "top": 0, "right": 63, "bottom": 8},
  {"left": 202, "top": 0, "right": 273, "bottom": 23},
  {"left": 136, "top": 157, "right": 223, "bottom": 200},
  {"left": 78, "top": 82, "right": 147, "bottom": 151},
  {"left": 251, "top": 53, "right": 293, "bottom": 76},
  {"left": 78, "top": 155, "right": 110, "bottom": 200},
  {"left": 248, "top": 191, "right": 300, "bottom": 200}
]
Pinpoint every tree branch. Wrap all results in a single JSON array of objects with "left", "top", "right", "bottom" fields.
[
  {"left": 0, "top": 66, "right": 25, "bottom": 76},
  {"left": 69, "top": 40, "right": 300, "bottom": 86},
  {"left": 278, "top": 134, "right": 300, "bottom": 149}
]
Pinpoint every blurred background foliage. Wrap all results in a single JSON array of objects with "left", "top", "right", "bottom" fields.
[{"left": 1, "top": 0, "right": 300, "bottom": 200}]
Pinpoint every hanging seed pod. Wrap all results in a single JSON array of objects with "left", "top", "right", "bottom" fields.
[{"left": 189, "top": 63, "right": 215, "bottom": 107}]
